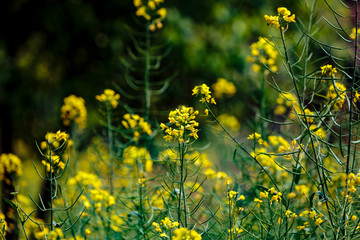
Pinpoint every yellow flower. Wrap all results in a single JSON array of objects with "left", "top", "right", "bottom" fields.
[
  {"left": 160, "top": 217, "right": 179, "bottom": 229},
  {"left": 248, "top": 132, "right": 263, "bottom": 145},
  {"left": 161, "top": 106, "right": 200, "bottom": 143},
  {"left": 212, "top": 78, "right": 237, "bottom": 98},
  {"left": 228, "top": 190, "right": 238, "bottom": 200},
  {"left": 60, "top": 95, "right": 87, "bottom": 129},
  {"left": 157, "top": 8, "right": 167, "bottom": 19},
  {"left": 321, "top": 64, "right": 337, "bottom": 77},
  {"left": 96, "top": 89, "right": 120, "bottom": 108},
  {"left": 172, "top": 228, "right": 202, "bottom": 240},
  {"left": 192, "top": 84, "right": 216, "bottom": 104},
  {"left": 326, "top": 82, "right": 346, "bottom": 110},
  {"left": 315, "top": 217, "right": 323, "bottom": 227},
  {"left": 248, "top": 37, "right": 278, "bottom": 73},
  {"left": 0, "top": 153, "right": 23, "bottom": 177},
  {"left": 217, "top": 114, "right": 240, "bottom": 132},
  {"left": 265, "top": 7, "right": 295, "bottom": 30}
]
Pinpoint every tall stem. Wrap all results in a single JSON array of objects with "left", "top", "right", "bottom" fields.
[
  {"left": 144, "top": 24, "right": 151, "bottom": 122},
  {"left": 49, "top": 147, "right": 54, "bottom": 231},
  {"left": 178, "top": 142, "right": 187, "bottom": 227},
  {"left": 106, "top": 103, "right": 114, "bottom": 195}
]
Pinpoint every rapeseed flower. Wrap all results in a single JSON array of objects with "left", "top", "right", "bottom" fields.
[
  {"left": 96, "top": 89, "right": 120, "bottom": 108},
  {"left": 192, "top": 84, "right": 216, "bottom": 105},
  {"left": 161, "top": 106, "right": 199, "bottom": 143},
  {"left": 326, "top": 82, "right": 346, "bottom": 110},
  {"left": 265, "top": 7, "right": 295, "bottom": 30},
  {"left": 172, "top": 228, "right": 202, "bottom": 240},
  {"left": 61, "top": 95, "right": 87, "bottom": 129},
  {"left": 212, "top": 78, "right": 237, "bottom": 98},
  {"left": 247, "top": 37, "right": 278, "bottom": 73}
]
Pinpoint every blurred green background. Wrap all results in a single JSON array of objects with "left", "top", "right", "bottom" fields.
[{"left": 0, "top": 0, "right": 302, "bottom": 157}]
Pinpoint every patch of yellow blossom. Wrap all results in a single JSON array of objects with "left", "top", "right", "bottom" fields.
[
  {"left": 60, "top": 95, "right": 87, "bottom": 129},
  {"left": 134, "top": 0, "right": 167, "bottom": 31},
  {"left": 34, "top": 227, "right": 63, "bottom": 240},
  {"left": 123, "top": 145, "right": 153, "bottom": 173},
  {"left": 248, "top": 132, "right": 263, "bottom": 145},
  {"left": 172, "top": 228, "right": 202, "bottom": 240},
  {"left": 89, "top": 189, "right": 116, "bottom": 213},
  {"left": 217, "top": 114, "right": 241, "bottom": 132},
  {"left": 309, "top": 125, "right": 326, "bottom": 139},
  {"left": 161, "top": 217, "right": 179, "bottom": 229},
  {"left": 268, "top": 187, "right": 282, "bottom": 203},
  {"left": 160, "top": 106, "right": 199, "bottom": 143},
  {"left": 68, "top": 171, "right": 103, "bottom": 189},
  {"left": 121, "top": 113, "right": 152, "bottom": 141},
  {"left": 192, "top": 84, "right": 216, "bottom": 105},
  {"left": 265, "top": 7, "right": 295, "bottom": 30},
  {"left": 150, "top": 189, "right": 170, "bottom": 209},
  {"left": 326, "top": 82, "right": 347, "bottom": 110},
  {"left": 350, "top": 27, "right": 360, "bottom": 40},
  {"left": 152, "top": 217, "right": 179, "bottom": 238},
  {"left": 0, "top": 213, "right": 7, "bottom": 237},
  {"left": 96, "top": 89, "right": 120, "bottom": 108},
  {"left": 110, "top": 214, "right": 124, "bottom": 232},
  {"left": 299, "top": 210, "right": 324, "bottom": 227},
  {"left": 212, "top": 78, "right": 237, "bottom": 98},
  {"left": 284, "top": 209, "right": 298, "bottom": 219},
  {"left": 297, "top": 222, "right": 309, "bottom": 231},
  {"left": 274, "top": 92, "right": 302, "bottom": 121},
  {"left": 0, "top": 153, "right": 22, "bottom": 177},
  {"left": 247, "top": 37, "right": 278, "bottom": 73},
  {"left": 228, "top": 227, "right": 244, "bottom": 239},
  {"left": 40, "top": 131, "right": 70, "bottom": 150},
  {"left": 228, "top": 190, "right": 238, "bottom": 200},
  {"left": 321, "top": 64, "right": 337, "bottom": 78},
  {"left": 158, "top": 148, "right": 178, "bottom": 163}
]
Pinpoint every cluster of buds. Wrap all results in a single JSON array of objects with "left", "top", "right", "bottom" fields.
[
  {"left": 134, "top": 0, "right": 167, "bottom": 31},
  {"left": 264, "top": 7, "right": 295, "bottom": 30}
]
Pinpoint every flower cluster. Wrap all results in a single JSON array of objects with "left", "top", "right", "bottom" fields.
[
  {"left": 39, "top": 131, "right": 69, "bottom": 173},
  {"left": 121, "top": 113, "right": 152, "bottom": 141},
  {"left": 0, "top": 213, "right": 6, "bottom": 237},
  {"left": 341, "top": 173, "right": 360, "bottom": 200},
  {"left": 192, "top": 84, "right": 216, "bottom": 105},
  {"left": 264, "top": 7, "right": 295, "bottom": 30},
  {"left": 96, "top": 89, "right": 120, "bottom": 108},
  {"left": 68, "top": 171, "right": 103, "bottom": 189},
  {"left": 299, "top": 210, "right": 324, "bottom": 229},
  {"left": 217, "top": 114, "right": 241, "bottom": 132},
  {"left": 160, "top": 106, "right": 199, "bottom": 143},
  {"left": 212, "top": 78, "right": 237, "bottom": 98},
  {"left": 0, "top": 153, "right": 22, "bottom": 178},
  {"left": 60, "top": 95, "right": 87, "bottom": 129},
  {"left": 172, "top": 228, "right": 202, "bottom": 240},
  {"left": 273, "top": 92, "right": 301, "bottom": 120},
  {"left": 152, "top": 217, "right": 179, "bottom": 238},
  {"left": 122, "top": 145, "right": 153, "bottom": 173},
  {"left": 248, "top": 132, "right": 263, "bottom": 145},
  {"left": 34, "top": 227, "right": 64, "bottom": 240},
  {"left": 40, "top": 130, "right": 70, "bottom": 150},
  {"left": 321, "top": 64, "right": 337, "bottom": 78},
  {"left": 134, "top": 0, "right": 167, "bottom": 31},
  {"left": 326, "top": 82, "right": 347, "bottom": 110},
  {"left": 247, "top": 37, "right": 278, "bottom": 73},
  {"left": 350, "top": 27, "right": 359, "bottom": 40}
]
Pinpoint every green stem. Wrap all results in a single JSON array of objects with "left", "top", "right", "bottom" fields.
[
  {"left": 106, "top": 103, "right": 114, "bottom": 195},
  {"left": 260, "top": 72, "right": 266, "bottom": 138},
  {"left": 279, "top": 27, "right": 336, "bottom": 236},
  {"left": 178, "top": 142, "right": 187, "bottom": 227},
  {"left": 49, "top": 147, "right": 54, "bottom": 231},
  {"left": 205, "top": 102, "right": 281, "bottom": 192},
  {"left": 144, "top": 23, "right": 151, "bottom": 122}
]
